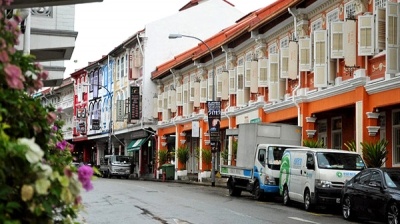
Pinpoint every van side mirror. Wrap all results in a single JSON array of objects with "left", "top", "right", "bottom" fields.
[{"left": 306, "top": 161, "right": 315, "bottom": 170}]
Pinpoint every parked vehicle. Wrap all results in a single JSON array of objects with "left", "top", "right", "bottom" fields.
[
  {"left": 279, "top": 148, "right": 365, "bottom": 211},
  {"left": 341, "top": 167, "right": 400, "bottom": 224},
  {"left": 99, "top": 155, "right": 132, "bottom": 179},
  {"left": 221, "top": 123, "right": 303, "bottom": 200}
]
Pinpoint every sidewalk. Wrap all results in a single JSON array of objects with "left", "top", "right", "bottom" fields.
[{"left": 132, "top": 173, "right": 228, "bottom": 188}]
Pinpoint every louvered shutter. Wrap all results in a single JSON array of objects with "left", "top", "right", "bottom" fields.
[
  {"left": 157, "top": 94, "right": 163, "bottom": 112},
  {"left": 343, "top": 20, "right": 357, "bottom": 67},
  {"left": 245, "top": 61, "right": 252, "bottom": 87},
  {"left": 190, "top": 74, "right": 195, "bottom": 102},
  {"left": 269, "top": 54, "right": 279, "bottom": 82},
  {"left": 314, "top": 30, "right": 328, "bottom": 88},
  {"left": 229, "top": 69, "right": 237, "bottom": 94},
  {"left": 250, "top": 61, "right": 258, "bottom": 93},
  {"left": 170, "top": 89, "right": 176, "bottom": 113},
  {"left": 176, "top": 85, "right": 182, "bottom": 106},
  {"left": 330, "top": 22, "right": 344, "bottom": 58},
  {"left": 268, "top": 82, "right": 279, "bottom": 102},
  {"left": 299, "top": 38, "right": 312, "bottom": 71},
  {"left": 280, "top": 48, "right": 289, "bottom": 78},
  {"left": 376, "top": 8, "right": 386, "bottom": 52},
  {"left": 207, "top": 71, "right": 213, "bottom": 101},
  {"left": 183, "top": 83, "right": 189, "bottom": 117},
  {"left": 221, "top": 70, "right": 229, "bottom": 100},
  {"left": 193, "top": 81, "right": 200, "bottom": 107},
  {"left": 288, "top": 41, "right": 298, "bottom": 79},
  {"left": 200, "top": 80, "right": 207, "bottom": 103},
  {"left": 153, "top": 96, "right": 158, "bottom": 118},
  {"left": 258, "top": 58, "right": 268, "bottom": 87},
  {"left": 217, "top": 72, "right": 222, "bottom": 98},
  {"left": 386, "top": 2, "right": 400, "bottom": 74},
  {"left": 358, "top": 15, "right": 374, "bottom": 56}
]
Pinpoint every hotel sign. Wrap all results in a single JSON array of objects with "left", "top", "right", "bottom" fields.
[{"left": 130, "top": 86, "right": 140, "bottom": 120}]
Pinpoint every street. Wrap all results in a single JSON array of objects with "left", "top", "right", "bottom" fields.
[{"left": 78, "top": 178, "right": 378, "bottom": 224}]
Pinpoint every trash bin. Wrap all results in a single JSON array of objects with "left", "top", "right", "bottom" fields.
[{"left": 161, "top": 164, "right": 175, "bottom": 180}]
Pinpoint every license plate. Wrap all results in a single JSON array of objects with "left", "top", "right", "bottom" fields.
[{"left": 336, "top": 198, "right": 341, "bottom": 203}]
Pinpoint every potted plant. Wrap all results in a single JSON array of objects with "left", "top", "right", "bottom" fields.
[
  {"left": 232, "top": 139, "right": 238, "bottom": 165},
  {"left": 158, "top": 150, "right": 168, "bottom": 167},
  {"left": 201, "top": 148, "right": 212, "bottom": 178},
  {"left": 221, "top": 149, "right": 229, "bottom": 165},
  {"left": 303, "top": 139, "right": 325, "bottom": 148},
  {"left": 361, "top": 139, "right": 388, "bottom": 168},
  {"left": 176, "top": 145, "right": 189, "bottom": 179}
]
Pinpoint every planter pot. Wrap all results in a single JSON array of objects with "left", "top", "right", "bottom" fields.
[
  {"left": 201, "top": 171, "right": 211, "bottom": 178},
  {"left": 177, "top": 170, "right": 188, "bottom": 180}
]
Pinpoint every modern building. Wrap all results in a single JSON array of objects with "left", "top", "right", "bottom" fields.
[
  {"left": 71, "top": 0, "right": 247, "bottom": 178},
  {"left": 151, "top": 0, "right": 400, "bottom": 180},
  {"left": 8, "top": 0, "right": 102, "bottom": 86}
]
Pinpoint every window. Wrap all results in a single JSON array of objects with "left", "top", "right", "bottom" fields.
[
  {"left": 374, "top": 0, "right": 387, "bottom": 10},
  {"left": 332, "top": 117, "right": 342, "bottom": 149},
  {"left": 393, "top": 110, "right": 400, "bottom": 164},
  {"left": 327, "top": 9, "right": 340, "bottom": 25},
  {"left": 280, "top": 36, "right": 289, "bottom": 48},
  {"left": 344, "top": 1, "right": 356, "bottom": 20},
  {"left": 269, "top": 43, "right": 278, "bottom": 54},
  {"left": 311, "top": 19, "right": 323, "bottom": 32}
]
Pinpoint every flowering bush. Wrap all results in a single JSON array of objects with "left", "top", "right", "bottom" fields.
[{"left": 0, "top": 1, "right": 94, "bottom": 223}]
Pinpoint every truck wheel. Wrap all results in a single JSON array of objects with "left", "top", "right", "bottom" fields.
[
  {"left": 253, "top": 182, "right": 263, "bottom": 201},
  {"left": 304, "top": 189, "right": 313, "bottom": 211},
  {"left": 283, "top": 185, "right": 290, "bottom": 206},
  {"left": 228, "top": 179, "right": 241, "bottom": 197}
]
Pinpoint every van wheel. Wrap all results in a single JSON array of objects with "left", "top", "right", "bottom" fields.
[
  {"left": 304, "top": 189, "right": 313, "bottom": 211},
  {"left": 283, "top": 186, "right": 290, "bottom": 206},
  {"left": 253, "top": 182, "right": 263, "bottom": 201}
]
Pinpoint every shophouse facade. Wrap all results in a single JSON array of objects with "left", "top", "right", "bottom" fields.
[
  {"left": 70, "top": 0, "right": 246, "bottom": 178},
  {"left": 152, "top": 0, "right": 400, "bottom": 179}
]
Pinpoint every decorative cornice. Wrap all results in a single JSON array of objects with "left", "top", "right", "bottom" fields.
[
  {"left": 305, "top": 0, "right": 338, "bottom": 19},
  {"left": 365, "top": 76, "right": 400, "bottom": 94}
]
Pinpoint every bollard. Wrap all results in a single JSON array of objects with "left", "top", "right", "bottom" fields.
[{"left": 162, "top": 171, "right": 166, "bottom": 182}]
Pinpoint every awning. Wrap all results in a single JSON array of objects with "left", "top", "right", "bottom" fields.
[{"left": 127, "top": 138, "right": 146, "bottom": 152}]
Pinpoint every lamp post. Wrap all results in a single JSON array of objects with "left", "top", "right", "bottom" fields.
[
  {"left": 168, "top": 33, "right": 217, "bottom": 187},
  {"left": 83, "top": 83, "right": 113, "bottom": 155}
]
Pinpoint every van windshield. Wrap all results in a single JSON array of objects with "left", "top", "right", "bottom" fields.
[
  {"left": 113, "top": 156, "right": 132, "bottom": 164},
  {"left": 316, "top": 152, "right": 365, "bottom": 170}
]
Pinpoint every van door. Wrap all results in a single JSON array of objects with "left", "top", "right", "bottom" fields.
[
  {"left": 289, "top": 152, "right": 304, "bottom": 202},
  {"left": 304, "top": 152, "right": 316, "bottom": 195}
]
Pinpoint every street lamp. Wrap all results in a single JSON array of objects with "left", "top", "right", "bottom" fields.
[
  {"left": 83, "top": 83, "right": 113, "bottom": 155},
  {"left": 168, "top": 33, "right": 217, "bottom": 187}
]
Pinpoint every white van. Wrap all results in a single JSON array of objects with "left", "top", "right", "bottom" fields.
[{"left": 279, "top": 148, "right": 366, "bottom": 211}]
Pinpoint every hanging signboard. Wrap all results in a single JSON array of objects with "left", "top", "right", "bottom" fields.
[
  {"left": 130, "top": 86, "right": 140, "bottom": 120},
  {"left": 207, "top": 101, "right": 221, "bottom": 143}
]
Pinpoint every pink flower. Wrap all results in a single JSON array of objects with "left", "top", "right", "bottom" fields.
[
  {"left": 0, "top": 50, "right": 9, "bottom": 62},
  {"left": 33, "top": 79, "right": 43, "bottom": 90},
  {"left": 39, "top": 70, "right": 49, "bottom": 80},
  {"left": 56, "top": 140, "right": 68, "bottom": 151},
  {"left": 52, "top": 125, "right": 58, "bottom": 132},
  {"left": 4, "top": 63, "right": 24, "bottom": 89},
  {"left": 77, "top": 165, "right": 94, "bottom": 191},
  {"left": 57, "top": 107, "right": 63, "bottom": 113}
]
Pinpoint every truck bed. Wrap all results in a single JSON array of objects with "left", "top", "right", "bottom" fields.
[{"left": 220, "top": 165, "right": 253, "bottom": 179}]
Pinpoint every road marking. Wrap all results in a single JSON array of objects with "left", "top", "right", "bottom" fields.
[{"left": 288, "top": 217, "right": 320, "bottom": 224}]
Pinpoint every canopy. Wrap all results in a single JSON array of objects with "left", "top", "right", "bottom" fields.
[{"left": 127, "top": 138, "right": 146, "bottom": 152}]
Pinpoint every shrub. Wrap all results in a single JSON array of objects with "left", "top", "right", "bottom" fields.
[
  {"left": 361, "top": 139, "right": 388, "bottom": 168},
  {"left": 158, "top": 150, "right": 168, "bottom": 167},
  {"left": 176, "top": 145, "right": 189, "bottom": 169},
  {"left": 202, "top": 149, "right": 212, "bottom": 171},
  {"left": 303, "top": 139, "right": 325, "bottom": 148}
]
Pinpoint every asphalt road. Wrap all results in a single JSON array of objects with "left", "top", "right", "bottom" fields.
[{"left": 78, "top": 178, "right": 381, "bottom": 224}]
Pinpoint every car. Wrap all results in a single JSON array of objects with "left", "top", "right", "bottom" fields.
[{"left": 341, "top": 167, "right": 400, "bottom": 224}]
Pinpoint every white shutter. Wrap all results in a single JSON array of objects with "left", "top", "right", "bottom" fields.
[
  {"left": 236, "top": 64, "right": 244, "bottom": 91},
  {"left": 200, "top": 80, "right": 207, "bottom": 103},
  {"left": 245, "top": 61, "right": 252, "bottom": 87},
  {"left": 280, "top": 48, "right": 289, "bottom": 78},
  {"left": 170, "top": 89, "right": 176, "bottom": 113},
  {"left": 207, "top": 71, "right": 213, "bottom": 101},
  {"left": 358, "top": 15, "right": 374, "bottom": 56},
  {"left": 314, "top": 30, "right": 328, "bottom": 88},
  {"left": 134, "top": 49, "right": 142, "bottom": 68},
  {"left": 258, "top": 58, "right": 268, "bottom": 87},
  {"left": 268, "top": 53, "right": 279, "bottom": 82},
  {"left": 299, "top": 38, "right": 312, "bottom": 71},
  {"left": 163, "top": 91, "right": 168, "bottom": 110},
  {"left": 183, "top": 83, "right": 189, "bottom": 117},
  {"left": 288, "top": 41, "right": 298, "bottom": 79},
  {"left": 229, "top": 69, "right": 237, "bottom": 94},
  {"left": 190, "top": 74, "right": 195, "bottom": 102},
  {"left": 250, "top": 60, "right": 258, "bottom": 93},
  {"left": 217, "top": 73, "right": 222, "bottom": 98},
  {"left": 376, "top": 8, "right": 386, "bottom": 52},
  {"left": 176, "top": 85, "right": 182, "bottom": 106},
  {"left": 237, "top": 90, "right": 244, "bottom": 106},
  {"left": 268, "top": 82, "right": 279, "bottom": 102},
  {"left": 386, "top": 2, "right": 400, "bottom": 74},
  {"left": 167, "top": 90, "right": 171, "bottom": 109},
  {"left": 344, "top": 20, "right": 357, "bottom": 67},
  {"left": 221, "top": 70, "right": 229, "bottom": 100},
  {"left": 330, "top": 21, "right": 344, "bottom": 58},
  {"left": 193, "top": 81, "right": 200, "bottom": 108}
]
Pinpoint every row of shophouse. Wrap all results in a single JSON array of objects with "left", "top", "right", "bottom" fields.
[{"left": 42, "top": 0, "right": 400, "bottom": 180}]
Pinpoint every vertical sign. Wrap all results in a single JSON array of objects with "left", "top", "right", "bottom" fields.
[
  {"left": 117, "top": 100, "right": 124, "bottom": 121},
  {"left": 130, "top": 86, "right": 140, "bottom": 120},
  {"left": 207, "top": 101, "right": 221, "bottom": 143},
  {"left": 192, "top": 121, "right": 199, "bottom": 137}
]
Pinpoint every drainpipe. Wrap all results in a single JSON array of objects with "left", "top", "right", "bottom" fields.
[
  {"left": 18, "top": 9, "right": 31, "bottom": 55},
  {"left": 288, "top": 7, "right": 301, "bottom": 126},
  {"left": 136, "top": 32, "right": 144, "bottom": 57}
]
